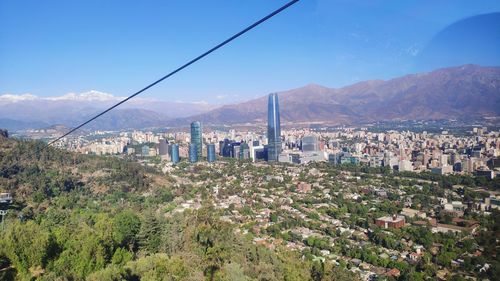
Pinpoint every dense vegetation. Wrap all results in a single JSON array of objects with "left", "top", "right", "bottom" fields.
[{"left": 0, "top": 136, "right": 358, "bottom": 281}]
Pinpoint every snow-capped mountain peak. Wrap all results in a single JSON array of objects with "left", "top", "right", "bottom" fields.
[
  {"left": 0, "top": 93, "right": 38, "bottom": 102},
  {"left": 45, "top": 90, "right": 123, "bottom": 101}
]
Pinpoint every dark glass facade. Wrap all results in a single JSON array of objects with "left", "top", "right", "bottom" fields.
[
  {"left": 207, "top": 144, "right": 216, "bottom": 163},
  {"left": 219, "top": 139, "right": 231, "bottom": 157},
  {"left": 190, "top": 121, "right": 203, "bottom": 159},
  {"left": 267, "top": 93, "right": 281, "bottom": 162},
  {"left": 170, "top": 144, "right": 180, "bottom": 164}
]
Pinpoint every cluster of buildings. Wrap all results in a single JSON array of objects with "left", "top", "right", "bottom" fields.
[
  {"left": 154, "top": 122, "right": 216, "bottom": 164},
  {"left": 59, "top": 93, "right": 288, "bottom": 164},
  {"left": 51, "top": 92, "right": 499, "bottom": 179},
  {"left": 318, "top": 128, "right": 499, "bottom": 178}
]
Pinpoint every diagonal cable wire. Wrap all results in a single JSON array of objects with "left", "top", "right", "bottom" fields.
[{"left": 46, "top": 0, "right": 300, "bottom": 148}]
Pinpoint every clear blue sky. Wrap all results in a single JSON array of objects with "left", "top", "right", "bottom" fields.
[{"left": 1, "top": 0, "right": 499, "bottom": 103}]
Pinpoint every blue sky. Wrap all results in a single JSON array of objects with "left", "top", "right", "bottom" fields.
[{"left": 1, "top": 0, "right": 499, "bottom": 103}]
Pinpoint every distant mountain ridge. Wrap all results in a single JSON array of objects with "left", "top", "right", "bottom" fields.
[
  {"left": 0, "top": 91, "right": 218, "bottom": 131},
  {"left": 1, "top": 64, "right": 499, "bottom": 131},
  {"left": 169, "top": 64, "right": 500, "bottom": 126}
]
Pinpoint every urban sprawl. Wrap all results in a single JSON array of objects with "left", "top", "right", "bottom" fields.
[{"left": 39, "top": 94, "right": 500, "bottom": 280}]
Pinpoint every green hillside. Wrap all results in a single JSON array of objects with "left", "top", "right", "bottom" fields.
[{"left": 0, "top": 135, "right": 357, "bottom": 281}]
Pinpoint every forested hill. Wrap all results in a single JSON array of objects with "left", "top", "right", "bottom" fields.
[{"left": 0, "top": 137, "right": 358, "bottom": 281}]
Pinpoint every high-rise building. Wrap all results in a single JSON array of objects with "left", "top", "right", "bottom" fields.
[
  {"left": 189, "top": 143, "right": 198, "bottom": 163},
  {"left": 207, "top": 144, "right": 216, "bottom": 163},
  {"left": 170, "top": 144, "right": 180, "bottom": 164},
  {"left": 219, "top": 139, "right": 232, "bottom": 157},
  {"left": 229, "top": 142, "right": 241, "bottom": 158},
  {"left": 190, "top": 121, "right": 203, "bottom": 159},
  {"left": 233, "top": 145, "right": 241, "bottom": 159},
  {"left": 251, "top": 145, "right": 265, "bottom": 162},
  {"left": 239, "top": 142, "right": 250, "bottom": 160},
  {"left": 159, "top": 139, "right": 169, "bottom": 156},
  {"left": 301, "top": 135, "right": 319, "bottom": 152},
  {"left": 267, "top": 93, "right": 281, "bottom": 162}
]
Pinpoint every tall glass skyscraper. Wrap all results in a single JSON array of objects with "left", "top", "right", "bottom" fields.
[
  {"left": 170, "top": 144, "right": 180, "bottom": 164},
  {"left": 189, "top": 143, "right": 198, "bottom": 163},
  {"left": 190, "top": 121, "right": 203, "bottom": 159},
  {"left": 207, "top": 143, "right": 216, "bottom": 163},
  {"left": 267, "top": 93, "right": 281, "bottom": 162}
]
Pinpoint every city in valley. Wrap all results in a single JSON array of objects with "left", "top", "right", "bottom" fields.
[
  {"left": 1, "top": 1, "right": 500, "bottom": 280},
  {"left": 6, "top": 93, "right": 496, "bottom": 280}
]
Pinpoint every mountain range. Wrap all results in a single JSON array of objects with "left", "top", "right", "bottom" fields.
[
  {"left": 170, "top": 64, "right": 500, "bottom": 126},
  {"left": 0, "top": 91, "right": 217, "bottom": 131},
  {"left": 1, "top": 64, "right": 499, "bottom": 131}
]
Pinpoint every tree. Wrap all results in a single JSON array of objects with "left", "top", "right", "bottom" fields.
[
  {"left": 111, "top": 248, "right": 132, "bottom": 265},
  {"left": 216, "top": 262, "right": 250, "bottom": 281},
  {"left": 322, "top": 262, "right": 361, "bottom": 281},
  {"left": 138, "top": 212, "right": 162, "bottom": 253},
  {"left": 125, "top": 254, "right": 191, "bottom": 281},
  {"left": 86, "top": 265, "right": 128, "bottom": 281},
  {"left": 113, "top": 210, "right": 141, "bottom": 250},
  {"left": 52, "top": 223, "right": 114, "bottom": 279},
  {"left": 0, "top": 221, "right": 57, "bottom": 279},
  {"left": 436, "top": 251, "right": 456, "bottom": 267}
]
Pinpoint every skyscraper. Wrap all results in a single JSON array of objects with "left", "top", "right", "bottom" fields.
[
  {"left": 220, "top": 139, "right": 231, "bottom": 157},
  {"left": 170, "top": 144, "right": 180, "bottom": 164},
  {"left": 189, "top": 143, "right": 198, "bottom": 163},
  {"left": 267, "top": 93, "right": 281, "bottom": 162},
  {"left": 207, "top": 143, "right": 216, "bottom": 163},
  {"left": 239, "top": 142, "right": 250, "bottom": 160},
  {"left": 190, "top": 121, "right": 203, "bottom": 159},
  {"left": 159, "top": 138, "right": 169, "bottom": 156}
]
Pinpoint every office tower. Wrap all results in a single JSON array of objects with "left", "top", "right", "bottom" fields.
[
  {"left": 159, "top": 139, "right": 169, "bottom": 156},
  {"left": 219, "top": 140, "right": 224, "bottom": 156},
  {"left": 229, "top": 142, "right": 241, "bottom": 158},
  {"left": 220, "top": 139, "right": 232, "bottom": 157},
  {"left": 219, "top": 139, "right": 230, "bottom": 157},
  {"left": 207, "top": 144, "right": 216, "bottom": 163},
  {"left": 239, "top": 142, "right": 250, "bottom": 160},
  {"left": 301, "top": 135, "right": 319, "bottom": 152},
  {"left": 251, "top": 146, "right": 265, "bottom": 162},
  {"left": 190, "top": 121, "right": 203, "bottom": 159},
  {"left": 170, "top": 144, "right": 180, "bottom": 164},
  {"left": 267, "top": 93, "right": 281, "bottom": 162},
  {"left": 233, "top": 145, "right": 241, "bottom": 159},
  {"left": 189, "top": 143, "right": 198, "bottom": 163}
]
